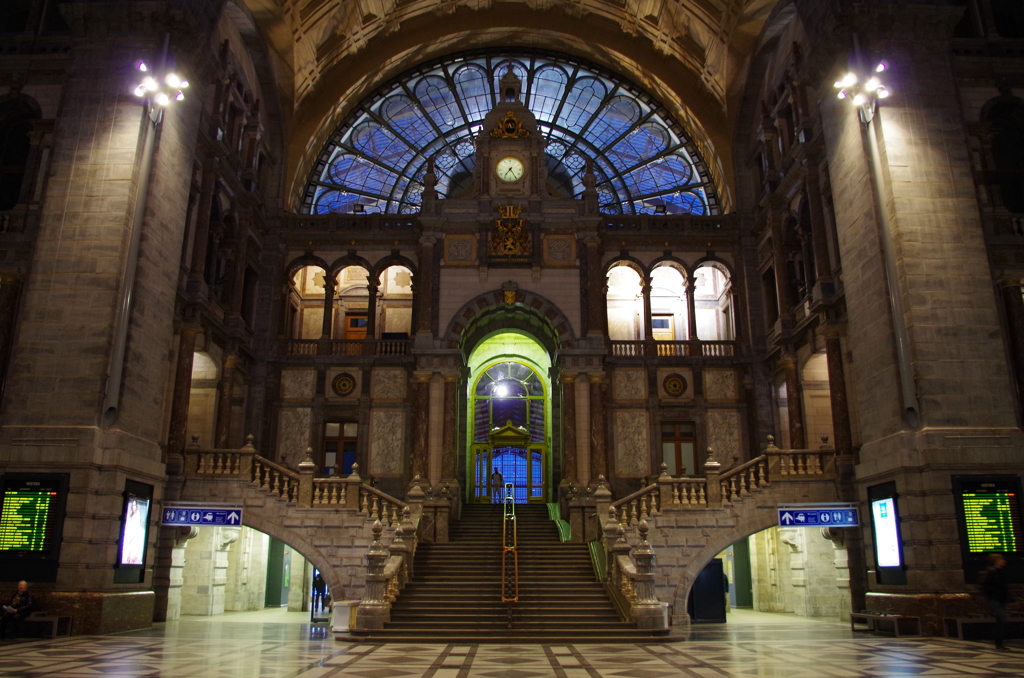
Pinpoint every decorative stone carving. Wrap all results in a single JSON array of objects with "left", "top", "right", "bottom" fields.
[
  {"left": 657, "top": 367, "right": 693, "bottom": 399},
  {"left": 369, "top": 410, "right": 404, "bottom": 477},
  {"left": 707, "top": 409, "right": 740, "bottom": 461},
  {"left": 704, "top": 369, "right": 737, "bottom": 400},
  {"left": 614, "top": 410, "right": 649, "bottom": 477},
  {"left": 445, "top": 234, "right": 476, "bottom": 265},
  {"left": 277, "top": 407, "right": 311, "bottom": 460},
  {"left": 544, "top": 235, "right": 575, "bottom": 265},
  {"left": 614, "top": 369, "right": 646, "bottom": 401},
  {"left": 327, "top": 368, "right": 360, "bottom": 400},
  {"left": 331, "top": 372, "right": 357, "bottom": 397},
  {"left": 372, "top": 368, "right": 406, "bottom": 400},
  {"left": 280, "top": 369, "right": 315, "bottom": 401},
  {"left": 662, "top": 373, "right": 688, "bottom": 398}
]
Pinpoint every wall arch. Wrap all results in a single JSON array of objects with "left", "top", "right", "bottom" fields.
[
  {"left": 240, "top": 508, "right": 348, "bottom": 596},
  {"left": 443, "top": 288, "right": 574, "bottom": 351}
]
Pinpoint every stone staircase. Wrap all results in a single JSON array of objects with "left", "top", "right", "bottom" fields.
[{"left": 357, "top": 503, "right": 663, "bottom": 642}]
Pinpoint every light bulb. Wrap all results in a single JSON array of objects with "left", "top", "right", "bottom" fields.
[
  {"left": 876, "top": 62, "right": 886, "bottom": 72},
  {"left": 876, "top": 86, "right": 890, "bottom": 99},
  {"left": 842, "top": 72, "right": 858, "bottom": 87},
  {"left": 154, "top": 92, "right": 170, "bottom": 106},
  {"left": 179, "top": 80, "right": 189, "bottom": 89},
  {"left": 852, "top": 93, "right": 866, "bottom": 106},
  {"left": 175, "top": 91, "right": 185, "bottom": 101},
  {"left": 133, "top": 85, "right": 147, "bottom": 97},
  {"left": 165, "top": 73, "right": 180, "bottom": 88},
  {"left": 837, "top": 90, "right": 847, "bottom": 100},
  {"left": 834, "top": 80, "right": 844, "bottom": 89},
  {"left": 865, "top": 77, "right": 880, "bottom": 91},
  {"left": 143, "top": 76, "right": 157, "bottom": 91},
  {"left": 138, "top": 62, "right": 147, "bottom": 72}
]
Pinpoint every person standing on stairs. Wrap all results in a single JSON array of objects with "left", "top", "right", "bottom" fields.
[{"left": 491, "top": 469, "right": 504, "bottom": 504}]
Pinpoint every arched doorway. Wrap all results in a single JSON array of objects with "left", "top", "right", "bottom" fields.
[{"left": 466, "top": 333, "right": 552, "bottom": 503}]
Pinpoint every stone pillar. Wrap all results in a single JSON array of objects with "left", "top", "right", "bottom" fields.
[
  {"left": 576, "top": 376, "right": 591, "bottom": 485},
  {"left": 187, "top": 158, "right": 218, "bottom": 295},
  {"left": 781, "top": 356, "right": 806, "bottom": 449},
  {"left": 631, "top": 521, "right": 667, "bottom": 630},
  {"left": 770, "top": 213, "right": 793, "bottom": 320},
  {"left": 0, "top": 274, "right": 23, "bottom": 401},
  {"left": 999, "top": 277, "right": 1024, "bottom": 407},
  {"left": 228, "top": 223, "right": 249, "bottom": 316},
  {"left": 365, "top": 279, "right": 379, "bottom": 341},
  {"left": 641, "top": 276, "right": 653, "bottom": 342},
  {"left": 822, "top": 329, "right": 852, "bottom": 458},
  {"left": 441, "top": 375, "right": 458, "bottom": 481},
  {"left": 180, "top": 526, "right": 237, "bottom": 616},
  {"left": 584, "top": 236, "right": 605, "bottom": 337},
  {"left": 320, "top": 275, "right": 335, "bottom": 339},
  {"left": 561, "top": 373, "right": 578, "bottom": 484},
  {"left": 415, "top": 236, "right": 436, "bottom": 336},
  {"left": 427, "top": 373, "right": 444, "bottom": 485},
  {"left": 805, "top": 169, "right": 834, "bottom": 294},
  {"left": 410, "top": 373, "right": 431, "bottom": 479},
  {"left": 355, "top": 521, "right": 391, "bottom": 630},
  {"left": 214, "top": 354, "right": 237, "bottom": 448},
  {"left": 686, "top": 279, "right": 698, "bottom": 341},
  {"left": 589, "top": 373, "right": 607, "bottom": 481},
  {"left": 168, "top": 326, "right": 200, "bottom": 463}
]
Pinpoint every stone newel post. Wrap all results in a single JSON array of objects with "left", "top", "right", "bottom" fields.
[
  {"left": 631, "top": 520, "right": 666, "bottom": 630},
  {"left": 355, "top": 520, "right": 390, "bottom": 630},
  {"left": 297, "top": 448, "right": 317, "bottom": 507},
  {"left": 704, "top": 448, "right": 722, "bottom": 506},
  {"left": 346, "top": 463, "right": 362, "bottom": 511}
]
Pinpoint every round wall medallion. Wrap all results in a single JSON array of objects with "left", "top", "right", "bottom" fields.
[
  {"left": 663, "top": 373, "right": 688, "bottom": 398},
  {"left": 332, "top": 372, "right": 357, "bottom": 397}
]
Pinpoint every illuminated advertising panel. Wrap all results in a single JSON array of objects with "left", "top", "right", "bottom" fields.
[
  {"left": 953, "top": 476, "right": 1024, "bottom": 583},
  {"left": 867, "top": 481, "right": 906, "bottom": 585},
  {"left": 114, "top": 480, "right": 153, "bottom": 583},
  {"left": 0, "top": 474, "right": 68, "bottom": 582}
]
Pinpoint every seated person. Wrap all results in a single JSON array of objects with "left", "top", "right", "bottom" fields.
[{"left": 0, "top": 581, "right": 34, "bottom": 640}]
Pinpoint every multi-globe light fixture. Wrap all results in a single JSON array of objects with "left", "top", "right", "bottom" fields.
[
  {"left": 834, "top": 61, "right": 889, "bottom": 120},
  {"left": 132, "top": 60, "right": 188, "bottom": 105}
]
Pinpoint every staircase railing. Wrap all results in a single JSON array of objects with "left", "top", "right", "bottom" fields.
[{"left": 501, "top": 483, "right": 518, "bottom": 606}]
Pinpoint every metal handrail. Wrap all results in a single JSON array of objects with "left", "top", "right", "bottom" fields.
[{"left": 501, "top": 483, "right": 518, "bottom": 606}]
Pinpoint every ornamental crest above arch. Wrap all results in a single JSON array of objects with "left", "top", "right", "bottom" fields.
[{"left": 301, "top": 49, "right": 721, "bottom": 218}]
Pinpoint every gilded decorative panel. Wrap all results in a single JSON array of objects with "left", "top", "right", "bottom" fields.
[
  {"left": 372, "top": 367, "right": 406, "bottom": 400},
  {"left": 657, "top": 367, "right": 693, "bottom": 399},
  {"left": 369, "top": 409, "right": 404, "bottom": 477},
  {"left": 704, "top": 369, "right": 737, "bottom": 401},
  {"left": 326, "top": 368, "right": 360, "bottom": 400},
  {"left": 614, "top": 368, "right": 646, "bottom": 401},
  {"left": 707, "top": 410, "right": 741, "bottom": 462},
  {"left": 280, "top": 369, "right": 315, "bottom": 402},
  {"left": 277, "top": 407, "right": 311, "bottom": 464},
  {"left": 614, "top": 410, "right": 650, "bottom": 478}
]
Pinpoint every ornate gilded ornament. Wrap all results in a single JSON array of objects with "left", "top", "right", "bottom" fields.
[
  {"left": 663, "top": 373, "right": 688, "bottom": 398},
  {"left": 489, "top": 110, "right": 530, "bottom": 138},
  {"left": 490, "top": 202, "right": 531, "bottom": 257},
  {"left": 332, "top": 372, "right": 357, "bottom": 397}
]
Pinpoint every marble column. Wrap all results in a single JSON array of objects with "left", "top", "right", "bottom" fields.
[
  {"left": 1000, "top": 277, "right": 1024, "bottom": 406},
  {"left": 416, "top": 236, "right": 436, "bottom": 336},
  {"left": 428, "top": 374, "right": 444, "bottom": 485},
  {"left": 187, "top": 159, "right": 218, "bottom": 294},
  {"left": 167, "top": 326, "right": 201, "bottom": 462},
  {"left": 641, "top": 276, "right": 653, "bottom": 349},
  {"left": 584, "top": 236, "right": 605, "bottom": 337},
  {"left": 410, "top": 373, "right": 431, "bottom": 480},
  {"left": 686, "top": 279, "right": 698, "bottom": 341},
  {"left": 589, "top": 373, "right": 607, "bottom": 481},
  {"left": 441, "top": 375, "right": 458, "bottom": 481},
  {"left": 823, "top": 329, "right": 853, "bottom": 458},
  {"left": 320, "top": 276, "right": 335, "bottom": 339},
  {"left": 214, "top": 354, "right": 238, "bottom": 448},
  {"left": 561, "top": 373, "right": 578, "bottom": 484},
  {"left": 782, "top": 356, "right": 806, "bottom": 449},
  {"left": 0, "top": 274, "right": 23, "bottom": 401},
  {"left": 806, "top": 169, "right": 834, "bottom": 291},
  {"left": 576, "top": 376, "right": 591, "bottom": 485},
  {"left": 365, "top": 279, "right": 379, "bottom": 341}
]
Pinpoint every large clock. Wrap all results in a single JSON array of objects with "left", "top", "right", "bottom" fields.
[{"left": 496, "top": 156, "right": 525, "bottom": 182}]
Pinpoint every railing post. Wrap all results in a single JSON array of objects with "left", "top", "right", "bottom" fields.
[
  {"left": 704, "top": 448, "right": 722, "bottom": 507},
  {"left": 389, "top": 525, "right": 410, "bottom": 587},
  {"left": 609, "top": 523, "right": 631, "bottom": 590},
  {"left": 568, "top": 485, "right": 585, "bottom": 543},
  {"left": 592, "top": 477, "right": 610, "bottom": 542},
  {"left": 819, "top": 435, "right": 837, "bottom": 476},
  {"left": 297, "top": 448, "right": 317, "bottom": 508},
  {"left": 631, "top": 520, "right": 666, "bottom": 630},
  {"left": 602, "top": 507, "right": 622, "bottom": 581},
  {"left": 238, "top": 434, "right": 255, "bottom": 480},
  {"left": 346, "top": 463, "right": 362, "bottom": 511},
  {"left": 406, "top": 476, "right": 426, "bottom": 539},
  {"left": 657, "top": 463, "right": 673, "bottom": 509},
  {"left": 765, "top": 435, "right": 781, "bottom": 480},
  {"left": 355, "top": 520, "right": 390, "bottom": 630},
  {"left": 400, "top": 506, "right": 417, "bottom": 579}
]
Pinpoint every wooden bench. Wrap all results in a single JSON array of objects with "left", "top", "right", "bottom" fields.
[
  {"left": 22, "top": 612, "right": 73, "bottom": 638},
  {"left": 944, "top": 616, "right": 1024, "bottom": 641},
  {"left": 850, "top": 611, "right": 921, "bottom": 637}
]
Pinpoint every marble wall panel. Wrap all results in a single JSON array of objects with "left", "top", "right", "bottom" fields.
[
  {"left": 707, "top": 409, "right": 741, "bottom": 461},
  {"left": 281, "top": 369, "right": 315, "bottom": 401},
  {"left": 277, "top": 407, "right": 311, "bottom": 463},
  {"left": 614, "top": 410, "right": 650, "bottom": 477},
  {"left": 369, "top": 409, "right": 404, "bottom": 477},
  {"left": 372, "top": 368, "right": 406, "bottom": 401},
  {"left": 704, "top": 369, "right": 737, "bottom": 401},
  {"left": 614, "top": 368, "right": 646, "bottom": 401}
]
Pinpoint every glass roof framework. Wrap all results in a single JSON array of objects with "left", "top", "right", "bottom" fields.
[{"left": 302, "top": 50, "right": 720, "bottom": 217}]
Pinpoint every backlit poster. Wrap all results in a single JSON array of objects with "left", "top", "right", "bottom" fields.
[
  {"left": 871, "top": 497, "right": 902, "bottom": 567},
  {"left": 119, "top": 496, "right": 150, "bottom": 565}
]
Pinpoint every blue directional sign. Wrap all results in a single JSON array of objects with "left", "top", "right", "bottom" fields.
[
  {"left": 778, "top": 507, "right": 858, "bottom": 527},
  {"left": 160, "top": 507, "right": 242, "bottom": 527}
]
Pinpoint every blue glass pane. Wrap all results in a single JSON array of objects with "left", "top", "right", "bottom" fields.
[
  {"left": 474, "top": 399, "right": 489, "bottom": 442},
  {"left": 475, "top": 450, "right": 488, "bottom": 498},
  {"left": 381, "top": 96, "right": 434, "bottom": 148},
  {"left": 492, "top": 397, "right": 527, "bottom": 429},
  {"left": 606, "top": 124, "right": 669, "bottom": 170},
  {"left": 492, "top": 379, "right": 527, "bottom": 397},
  {"left": 531, "top": 449, "right": 543, "bottom": 496},
  {"left": 528, "top": 65, "right": 567, "bottom": 122},
  {"left": 315, "top": 189, "right": 384, "bottom": 214},
  {"left": 455, "top": 64, "right": 491, "bottom": 119},
  {"left": 491, "top": 447, "right": 528, "bottom": 503},
  {"left": 529, "top": 405, "right": 545, "bottom": 442},
  {"left": 328, "top": 155, "right": 398, "bottom": 194},
  {"left": 493, "top": 60, "right": 529, "bottom": 99},
  {"left": 561, "top": 77, "right": 607, "bottom": 128},
  {"left": 414, "top": 76, "right": 461, "bottom": 131},
  {"left": 351, "top": 123, "right": 414, "bottom": 170},
  {"left": 583, "top": 97, "right": 640, "bottom": 146}
]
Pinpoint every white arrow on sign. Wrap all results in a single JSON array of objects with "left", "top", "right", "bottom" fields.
[
  {"left": 780, "top": 512, "right": 794, "bottom": 524},
  {"left": 227, "top": 512, "right": 240, "bottom": 525}
]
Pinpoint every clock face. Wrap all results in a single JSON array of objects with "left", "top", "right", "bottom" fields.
[{"left": 496, "top": 156, "right": 525, "bottom": 182}]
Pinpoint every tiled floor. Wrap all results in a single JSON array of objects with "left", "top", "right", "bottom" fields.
[{"left": 0, "top": 609, "right": 1020, "bottom": 677}]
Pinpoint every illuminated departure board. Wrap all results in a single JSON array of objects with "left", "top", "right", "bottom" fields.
[
  {"left": 0, "top": 490, "right": 54, "bottom": 551},
  {"left": 962, "top": 490, "right": 1021, "bottom": 553}
]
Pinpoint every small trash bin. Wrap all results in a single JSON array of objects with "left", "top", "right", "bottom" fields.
[{"left": 331, "top": 600, "right": 360, "bottom": 633}]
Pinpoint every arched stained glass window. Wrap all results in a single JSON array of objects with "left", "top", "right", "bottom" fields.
[{"left": 303, "top": 49, "right": 720, "bottom": 216}]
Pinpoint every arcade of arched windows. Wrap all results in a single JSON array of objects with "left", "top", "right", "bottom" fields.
[
  {"left": 605, "top": 258, "right": 737, "bottom": 357},
  {"left": 283, "top": 257, "right": 416, "bottom": 353}
]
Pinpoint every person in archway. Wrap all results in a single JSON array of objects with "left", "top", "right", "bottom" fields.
[
  {"left": 981, "top": 553, "right": 1011, "bottom": 651},
  {"left": 312, "top": 572, "right": 326, "bottom": 611},
  {"left": 0, "top": 581, "right": 33, "bottom": 640},
  {"left": 490, "top": 469, "right": 504, "bottom": 504}
]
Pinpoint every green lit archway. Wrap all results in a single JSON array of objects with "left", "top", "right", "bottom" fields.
[{"left": 466, "top": 333, "right": 552, "bottom": 503}]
